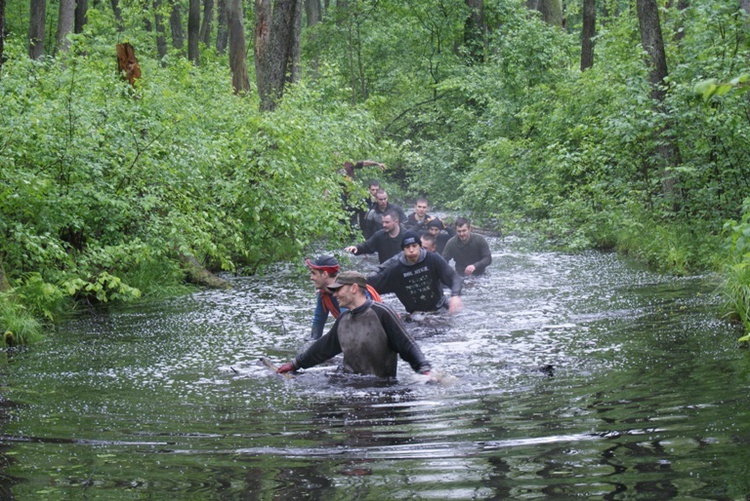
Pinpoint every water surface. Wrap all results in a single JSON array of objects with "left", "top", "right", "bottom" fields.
[{"left": 2, "top": 238, "right": 749, "bottom": 499}]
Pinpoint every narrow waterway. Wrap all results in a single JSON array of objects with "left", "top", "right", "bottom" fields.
[{"left": 2, "top": 236, "right": 750, "bottom": 499}]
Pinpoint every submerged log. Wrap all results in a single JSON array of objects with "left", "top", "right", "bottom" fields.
[
  {"left": 178, "top": 253, "right": 232, "bottom": 289},
  {"left": 116, "top": 42, "right": 141, "bottom": 86}
]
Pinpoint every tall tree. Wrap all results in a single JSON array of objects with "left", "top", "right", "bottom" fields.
[
  {"left": 111, "top": 0, "right": 124, "bottom": 32},
  {"left": 170, "top": 0, "right": 185, "bottom": 50},
  {"left": 74, "top": 0, "right": 88, "bottom": 33},
  {"left": 227, "top": 0, "right": 250, "bottom": 94},
  {"left": 216, "top": 0, "right": 228, "bottom": 53},
  {"left": 254, "top": 0, "right": 303, "bottom": 111},
  {"left": 154, "top": 0, "right": 168, "bottom": 61},
  {"left": 464, "top": 0, "right": 486, "bottom": 63},
  {"left": 305, "top": 0, "right": 321, "bottom": 26},
  {"left": 581, "top": 0, "right": 596, "bottom": 70},
  {"left": 0, "top": 0, "right": 5, "bottom": 74},
  {"left": 188, "top": 0, "right": 201, "bottom": 64},
  {"left": 56, "top": 0, "right": 75, "bottom": 53},
  {"left": 539, "top": 0, "right": 563, "bottom": 27},
  {"left": 28, "top": 0, "right": 46, "bottom": 59},
  {"left": 637, "top": 0, "right": 681, "bottom": 207},
  {"left": 199, "top": 0, "right": 213, "bottom": 46}
]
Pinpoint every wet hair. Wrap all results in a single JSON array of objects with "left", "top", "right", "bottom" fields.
[
  {"left": 415, "top": 197, "right": 428, "bottom": 206},
  {"left": 454, "top": 216, "right": 471, "bottom": 228},
  {"left": 383, "top": 208, "right": 400, "bottom": 222},
  {"left": 369, "top": 180, "right": 381, "bottom": 189}
]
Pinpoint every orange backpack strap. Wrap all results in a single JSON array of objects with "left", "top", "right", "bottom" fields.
[
  {"left": 320, "top": 292, "right": 341, "bottom": 319},
  {"left": 366, "top": 284, "right": 382, "bottom": 303}
]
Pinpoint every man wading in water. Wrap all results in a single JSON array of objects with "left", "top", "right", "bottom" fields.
[{"left": 277, "top": 271, "right": 431, "bottom": 378}]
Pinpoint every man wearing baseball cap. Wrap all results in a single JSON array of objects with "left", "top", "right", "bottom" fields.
[
  {"left": 367, "top": 231, "right": 463, "bottom": 315},
  {"left": 278, "top": 271, "right": 431, "bottom": 378},
  {"left": 305, "top": 255, "right": 381, "bottom": 340}
]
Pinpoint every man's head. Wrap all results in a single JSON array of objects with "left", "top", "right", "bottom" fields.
[
  {"left": 327, "top": 271, "right": 367, "bottom": 308},
  {"left": 375, "top": 189, "right": 389, "bottom": 210},
  {"left": 368, "top": 181, "right": 381, "bottom": 199},
  {"left": 427, "top": 219, "right": 444, "bottom": 236},
  {"left": 401, "top": 231, "right": 422, "bottom": 263},
  {"left": 414, "top": 198, "right": 429, "bottom": 218},
  {"left": 420, "top": 233, "right": 437, "bottom": 253},
  {"left": 455, "top": 217, "right": 472, "bottom": 242},
  {"left": 382, "top": 209, "right": 400, "bottom": 235},
  {"left": 305, "top": 255, "right": 339, "bottom": 290}
]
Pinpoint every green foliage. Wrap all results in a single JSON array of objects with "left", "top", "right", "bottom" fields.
[
  {"left": 720, "top": 197, "right": 750, "bottom": 339},
  {"left": 0, "top": 293, "right": 44, "bottom": 346}
]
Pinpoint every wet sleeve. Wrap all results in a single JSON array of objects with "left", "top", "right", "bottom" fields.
[
  {"left": 356, "top": 232, "right": 379, "bottom": 255},
  {"left": 295, "top": 319, "right": 343, "bottom": 369},
  {"left": 376, "top": 305, "right": 431, "bottom": 373},
  {"left": 367, "top": 267, "right": 394, "bottom": 295},
  {"left": 310, "top": 293, "right": 328, "bottom": 340},
  {"left": 435, "top": 254, "right": 462, "bottom": 297},
  {"left": 474, "top": 237, "right": 492, "bottom": 269},
  {"left": 441, "top": 238, "right": 456, "bottom": 264}
]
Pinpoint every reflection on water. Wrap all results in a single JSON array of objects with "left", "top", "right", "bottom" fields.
[{"left": 2, "top": 240, "right": 750, "bottom": 499}]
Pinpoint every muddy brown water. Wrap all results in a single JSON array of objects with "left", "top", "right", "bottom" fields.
[{"left": 2, "top": 237, "right": 750, "bottom": 499}]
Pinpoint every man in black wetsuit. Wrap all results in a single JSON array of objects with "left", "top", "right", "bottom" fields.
[
  {"left": 276, "top": 271, "right": 431, "bottom": 378},
  {"left": 345, "top": 209, "right": 406, "bottom": 264},
  {"left": 368, "top": 231, "right": 463, "bottom": 314}
]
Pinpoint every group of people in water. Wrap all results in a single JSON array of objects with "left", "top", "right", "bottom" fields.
[{"left": 276, "top": 176, "right": 493, "bottom": 379}]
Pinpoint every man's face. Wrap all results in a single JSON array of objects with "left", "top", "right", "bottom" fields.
[
  {"left": 309, "top": 270, "right": 328, "bottom": 290},
  {"left": 376, "top": 193, "right": 388, "bottom": 210},
  {"left": 421, "top": 237, "right": 436, "bottom": 253},
  {"left": 382, "top": 215, "right": 397, "bottom": 233},
  {"left": 369, "top": 185, "right": 380, "bottom": 198},
  {"left": 404, "top": 242, "right": 421, "bottom": 263},
  {"left": 414, "top": 201, "right": 428, "bottom": 217},
  {"left": 428, "top": 226, "right": 440, "bottom": 236},
  {"left": 456, "top": 224, "right": 471, "bottom": 241},
  {"left": 333, "top": 284, "right": 356, "bottom": 309}
]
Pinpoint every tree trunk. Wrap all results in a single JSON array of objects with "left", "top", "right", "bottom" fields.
[
  {"left": 305, "top": 0, "right": 321, "bottom": 26},
  {"left": 742, "top": 0, "right": 750, "bottom": 14},
  {"left": 29, "top": 0, "right": 46, "bottom": 59},
  {"left": 637, "top": 0, "right": 682, "bottom": 208},
  {"left": 56, "top": 0, "right": 75, "bottom": 53},
  {"left": 117, "top": 42, "right": 141, "bottom": 86},
  {"left": 0, "top": 255, "right": 10, "bottom": 293},
  {"left": 154, "top": 0, "right": 168, "bottom": 61},
  {"left": 227, "top": 0, "right": 250, "bottom": 94},
  {"left": 254, "top": 0, "right": 303, "bottom": 111},
  {"left": 74, "top": 0, "right": 88, "bottom": 33},
  {"left": 526, "top": 0, "right": 538, "bottom": 9},
  {"left": 188, "top": 0, "right": 200, "bottom": 64},
  {"left": 199, "top": 0, "right": 213, "bottom": 47},
  {"left": 581, "top": 0, "right": 596, "bottom": 70},
  {"left": 464, "top": 0, "right": 485, "bottom": 63},
  {"left": 111, "top": 0, "right": 124, "bottom": 32},
  {"left": 170, "top": 0, "right": 185, "bottom": 50},
  {"left": 179, "top": 253, "right": 232, "bottom": 289},
  {"left": 0, "top": 0, "right": 5, "bottom": 74},
  {"left": 216, "top": 0, "right": 228, "bottom": 53},
  {"left": 539, "top": 0, "right": 563, "bottom": 28}
]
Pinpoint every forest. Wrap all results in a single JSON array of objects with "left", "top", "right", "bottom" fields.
[{"left": 1, "top": 0, "right": 750, "bottom": 345}]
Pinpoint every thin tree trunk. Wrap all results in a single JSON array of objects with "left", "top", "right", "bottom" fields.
[
  {"left": 742, "top": 0, "right": 750, "bottom": 14},
  {"left": 637, "top": 0, "right": 682, "bottom": 208},
  {"left": 199, "top": 0, "right": 213, "bottom": 46},
  {"left": 216, "top": 0, "right": 228, "bottom": 53},
  {"left": 305, "top": 0, "right": 320, "bottom": 26},
  {"left": 154, "top": 0, "right": 168, "bottom": 61},
  {"left": 464, "top": 0, "right": 485, "bottom": 63},
  {"left": 0, "top": 255, "right": 10, "bottom": 292},
  {"left": 170, "top": 0, "right": 185, "bottom": 50},
  {"left": 188, "top": 0, "right": 200, "bottom": 64},
  {"left": 74, "top": 0, "right": 88, "bottom": 33},
  {"left": 581, "top": 0, "right": 596, "bottom": 70},
  {"left": 29, "top": 0, "right": 46, "bottom": 59},
  {"left": 111, "top": 0, "right": 124, "bottom": 32},
  {"left": 227, "top": 0, "right": 250, "bottom": 94},
  {"left": 56, "top": 0, "right": 75, "bottom": 52},
  {"left": 254, "top": 0, "right": 303, "bottom": 111},
  {"left": 539, "top": 0, "right": 563, "bottom": 27},
  {"left": 0, "top": 0, "right": 5, "bottom": 74}
]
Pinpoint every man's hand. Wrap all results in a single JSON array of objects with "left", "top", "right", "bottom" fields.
[
  {"left": 344, "top": 246, "right": 358, "bottom": 254},
  {"left": 463, "top": 264, "right": 476, "bottom": 276},
  {"left": 277, "top": 362, "right": 295, "bottom": 374},
  {"left": 448, "top": 296, "right": 463, "bottom": 315}
]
